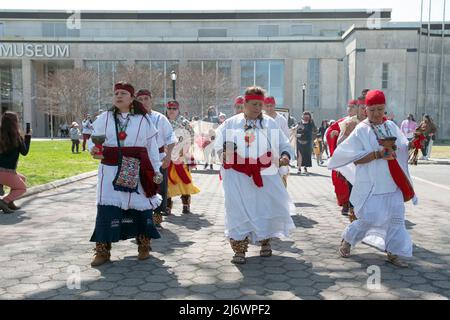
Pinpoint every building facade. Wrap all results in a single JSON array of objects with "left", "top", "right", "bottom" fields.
[{"left": 0, "top": 9, "right": 449, "bottom": 138}]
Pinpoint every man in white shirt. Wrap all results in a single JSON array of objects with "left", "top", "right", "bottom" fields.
[
  {"left": 233, "top": 96, "right": 244, "bottom": 115},
  {"left": 136, "top": 89, "right": 178, "bottom": 226},
  {"left": 262, "top": 96, "right": 290, "bottom": 138},
  {"left": 263, "top": 96, "right": 291, "bottom": 186},
  {"left": 81, "top": 114, "right": 94, "bottom": 152}
]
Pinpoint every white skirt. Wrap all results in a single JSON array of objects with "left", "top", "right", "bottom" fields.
[
  {"left": 343, "top": 188, "right": 413, "bottom": 257},
  {"left": 97, "top": 164, "right": 162, "bottom": 211},
  {"left": 221, "top": 166, "right": 296, "bottom": 244}
]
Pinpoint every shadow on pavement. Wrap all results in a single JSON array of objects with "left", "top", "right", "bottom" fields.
[
  {"left": 405, "top": 220, "right": 416, "bottom": 230},
  {"left": 163, "top": 213, "right": 213, "bottom": 230},
  {"left": 340, "top": 244, "right": 450, "bottom": 298},
  {"left": 0, "top": 210, "right": 31, "bottom": 225},
  {"left": 26, "top": 256, "right": 179, "bottom": 300},
  {"left": 292, "top": 215, "right": 318, "bottom": 229},
  {"left": 151, "top": 228, "right": 195, "bottom": 255},
  {"left": 294, "top": 202, "right": 318, "bottom": 208},
  {"left": 19, "top": 186, "right": 91, "bottom": 207}
]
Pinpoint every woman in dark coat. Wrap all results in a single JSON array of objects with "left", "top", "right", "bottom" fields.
[{"left": 296, "top": 111, "right": 317, "bottom": 175}]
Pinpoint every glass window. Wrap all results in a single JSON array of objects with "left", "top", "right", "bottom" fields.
[
  {"left": 42, "top": 23, "right": 54, "bottom": 37},
  {"left": 240, "top": 60, "right": 254, "bottom": 94},
  {"left": 258, "top": 25, "right": 279, "bottom": 37},
  {"left": 41, "top": 22, "right": 79, "bottom": 38},
  {"left": 240, "top": 60, "right": 285, "bottom": 106},
  {"left": 218, "top": 60, "right": 232, "bottom": 77},
  {"left": 307, "top": 59, "right": 320, "bottom": 109},
  {"left": 255, "top": 61, "right": 270, "bottom": 90},
  {"left": 183, "top": 60, "right": 232, "bottom": 116},
  {"left": 54, "top": 23, "right": 66, "bottom": 37},
  {"left": 269, "top": 61, "right": 284, "bottom": 106},
  {"left": 133, "top": 60, "right": 179, "bottom": 112},
  {"left": 320, "top": 29, "right": 340, "bottom": 37},
  {"left": 67, "top": 28, "right": 80, "bottom": 37},
  {"left": 0, "top": 61, "right": 23, "bottom": 123},
  {"left": 291, "top": 25, "right": 313, "bottom": 36},
  {"left": 198, "top": 29, "right": 227, "bottom": 37},
  {"left": 84, "top": 60, "right": 126, "bottom": 111}
]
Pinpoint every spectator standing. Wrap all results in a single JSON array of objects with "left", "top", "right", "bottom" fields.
[
  {"left": 81, "top": 114, "right": 94, "bottom": 151},
  {"left": 69, "top": 122, "right": 81, "bottom": 153},
  {"left": 400, "top": 114, "right": 418, "bottom": 141}
]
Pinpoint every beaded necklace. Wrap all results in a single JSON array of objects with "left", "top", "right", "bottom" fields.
[
  {"left": 243, "top": 115, "right": 258, "bottom": 147},
  {"left": 370, "top": 121, "right": 392, "bottom": 141},
  {"left": 117, "top": 113, "right": 130, "bottom": 143},
  {"left": 369, "top": 121, "right": 396, "bottom": 158}
]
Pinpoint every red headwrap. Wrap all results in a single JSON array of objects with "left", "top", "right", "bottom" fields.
[
  {"left": 365, "top": 90, "right": 386, "bottom": 106},
  {"left": 136, "top": 89, "right": 152, "bottom": 98},
  {"left": 264, "top": 96, "right": 276, "bottom": 105},
  {"left": 234, "top": 96, "right": 245, "bottom": 105},
  {"left": 348, "top": 99, "right": 358, "bottom": 106},
  {"left": 245, "top": 94, "right": 265, "bottom": 102},
  {"left": 357, "top": 99, "right": 365, "bottom": 106},
  {"left": 114, "top": 82, "right": 134, "bottom": 96},
  {"left": 167, "top": 101, "right": 179, "bottom": 108}
]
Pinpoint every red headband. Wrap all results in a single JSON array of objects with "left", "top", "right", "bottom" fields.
[
  {"left": 348, "top": 99, "right": 358, "bottom": 106},
  {"left": 167, "top": 101, "right": 179, "bottom": 108},
  {"left": 114, "top": 82, "right": 134, "bottom": 96},
  {"left": 264, "top": 97, "right": 276, "bottom": 105},
  {"left": 357, "top": 99, "right": 365, "bottom": 105},
  {"left": 136, "top": 89, "right": 152, "bottom": 98},
  {"left": 234, "top": 96, "right": 245, "bottom": 105},
  {"left": 245, "top": 94, "right": 265, "bottom": 102},
  {"left": 365, "top": 90, "right": 386, "bottom": 106}
]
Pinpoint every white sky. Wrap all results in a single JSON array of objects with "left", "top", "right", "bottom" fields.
[{"left": 1, "top": 0, "right": 448, "bottom": 22}]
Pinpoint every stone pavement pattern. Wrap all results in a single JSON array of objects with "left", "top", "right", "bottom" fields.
[{"left": 0, "top": 165, "right": 449, "bottom": 300}]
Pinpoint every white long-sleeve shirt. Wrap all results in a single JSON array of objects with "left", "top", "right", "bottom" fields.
[
  {"left": 273, "top": 113, "right": 290, "bottom": 140},
  {"left": 88, "top": 111, "right": 162, "bottom": 210},
  {"left": 328, "top": 119, "right": 417, "bottom": 213},
  {"left": 147, "top": 111, "right": 178, "bottom": 160},
  {"left": 214, "top": 113, "right": 296, "bottom": 243}
]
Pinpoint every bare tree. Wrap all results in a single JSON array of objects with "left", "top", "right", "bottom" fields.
[
  {"left": 35, "top": 68, "right": 97, "bottom": 126},
  {"left": 116, "top": 64, "right": 165, "bottom": 99},
  {"left": 177, "top": 64, "right": 234, "bottom": 118}
]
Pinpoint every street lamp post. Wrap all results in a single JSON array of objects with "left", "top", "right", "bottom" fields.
[
  {"left": 302, "top": 83, "right": 306, "bottom": 113},
  {"left": 170, "top": 70, "right": 177, "bottom": 100}
]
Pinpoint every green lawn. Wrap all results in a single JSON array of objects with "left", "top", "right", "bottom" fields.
[
  {"left": 16, "top": 140, "right": 99, "bottom": 187},
  {"left": 429, "top": 145, "right": 450, "bottom": 159}
]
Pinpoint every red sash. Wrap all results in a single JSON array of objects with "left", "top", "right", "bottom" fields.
[
  {"left": 372, "top": 119, "right": 415, "bottom": 202},
  {"left": 101, "top": 146, "right": 158, "bottom": 197},
  {"left": 223, "top": 152, "right": 272, "bottom": 187},
  {"left": 168, "top": 161, "right": 192, "bottom": 185},
  {"left": 387, "top": 159, "right": 415, "bottom": 202}
]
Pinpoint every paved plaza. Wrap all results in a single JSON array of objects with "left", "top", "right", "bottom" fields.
[{"left": 0, "top": 164, "right": 449, "bottom": 300}]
